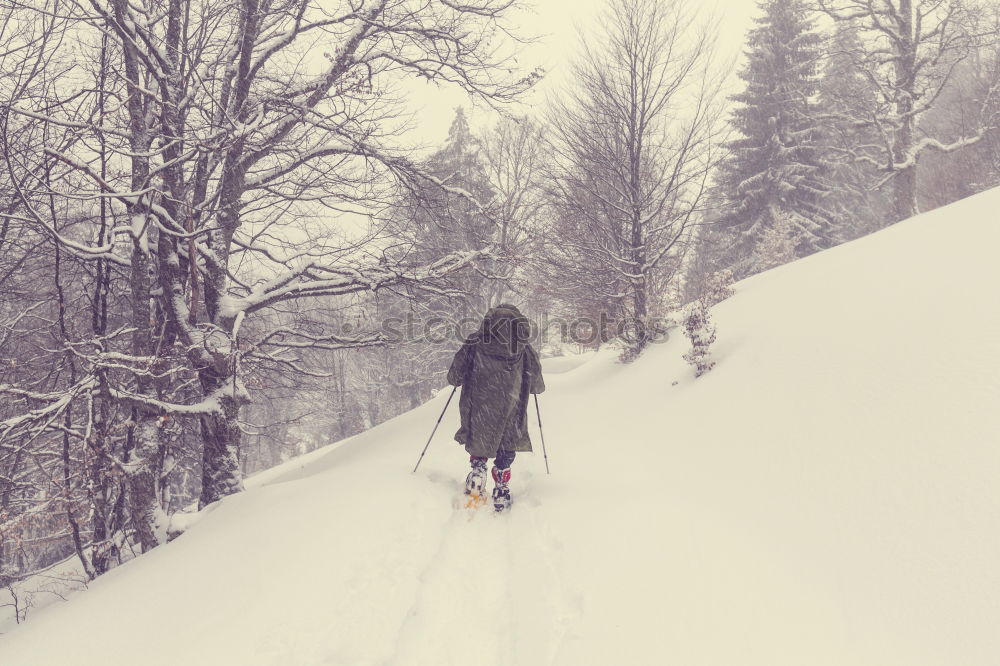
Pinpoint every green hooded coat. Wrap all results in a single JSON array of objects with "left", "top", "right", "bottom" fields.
[{"left": 447, "top": 305, "right": 545, "bottom": 458}]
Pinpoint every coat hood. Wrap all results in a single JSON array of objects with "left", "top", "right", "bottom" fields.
[{"left": 477, "top": 304, "right": 531, "bottom": 360}]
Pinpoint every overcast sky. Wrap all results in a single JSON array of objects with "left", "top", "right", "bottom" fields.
[{"left": 403, "top": 0, "right": 760, "bottom": 149}]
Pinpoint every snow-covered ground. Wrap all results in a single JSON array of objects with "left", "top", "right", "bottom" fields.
[{"left": 2, "top": 189, "right": 999, "bottom": 665}]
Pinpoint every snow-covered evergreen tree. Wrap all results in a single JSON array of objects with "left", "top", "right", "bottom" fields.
[
  {"left": 405, "top": 107, "right": 495, "bottom": 309},
  {"left": 682, "top": 302, "right": 718, "bottom": 378},
  {"left": 815, "top": 22, "right": 889, "bottom": 242},
  {"left": 681, "top": 269, "right": 732, "bottom": 377},
  {"left": 717, "top": 0, "right": 832, "bottom": 276},
  {"left": 379, "top": 107, "right": 498, "bottom": 407}
]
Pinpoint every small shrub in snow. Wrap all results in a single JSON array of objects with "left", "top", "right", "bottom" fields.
[
  {"left": 682, "top": 301, "right": 717, "bottom": 378},
  {"left": 619, "top": 343, "right": 641, "bottom": 364},
  {"left": 614, "top": 335, "right": 641, "bottom": 363},
  {"left": 682, "top": 270, "right": 731, "bottom": 377}
]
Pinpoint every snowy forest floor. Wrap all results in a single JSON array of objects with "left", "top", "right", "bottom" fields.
[{"left": 1, "top": 189, "right": 999, "bottom": 665}]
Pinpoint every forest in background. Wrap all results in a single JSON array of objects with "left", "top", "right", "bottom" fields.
[{"left": 3, "top": 0, "right": 1000, "bottom": 620}]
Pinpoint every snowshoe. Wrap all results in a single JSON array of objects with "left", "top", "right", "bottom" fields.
[
  {"left": 492, "top": 466, "right": 512, "bottom": 513},
  {"left": 463, "top": 457, "right": 489, "bottom": 509}
]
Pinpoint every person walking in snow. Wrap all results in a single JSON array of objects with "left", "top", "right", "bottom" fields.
[{"left": 447, "top": 304, "right": 545, "bottom": 512}]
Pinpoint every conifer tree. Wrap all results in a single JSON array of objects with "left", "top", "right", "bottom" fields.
[
  {"left": 717, "top": 0, "right": 832, "bottom": 276},
  {"left": 417, "top": 108, "right": 493, "bottom": 302},
  {"left": 817, "top": 22, "right": 889, "bottom": 241},
  {"left": 380, "top": 107, "right": 497, "bottom": 406}
]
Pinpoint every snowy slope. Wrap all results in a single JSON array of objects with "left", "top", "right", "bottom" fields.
[{"left": 2, "top": 189, "right": 999, "bottom": 666}]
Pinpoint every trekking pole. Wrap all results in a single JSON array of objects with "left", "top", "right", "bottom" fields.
[
  {"left": 534, "top": 394, "right": 550, "bottom": 475},
  {"left": 412, "top": 386, "right": 458, "bottom": 474}
]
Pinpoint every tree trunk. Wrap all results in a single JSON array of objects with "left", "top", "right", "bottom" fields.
[
  {"left": 892, "top": 163, "right": 918, "bottom": 221},
  {"left": 892, "top": 0, "right": 919, "bottom": 222},
  {"left": 198, "top": 366, "right": 245, "bottom": 508},
  {"left": 124, "top": 209, "right": 170, "bottom": 551},
  {"left": 87, "top": 384, "right": 115, "bottom": 573},
  {"left": 128, "top": 414, "right": 168, "bottom": 550},
  {"left": 194, "top": 127, "right": 249, "bottom": 507}
]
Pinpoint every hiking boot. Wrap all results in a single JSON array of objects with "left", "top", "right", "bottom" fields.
[
  {"left": 492, "top": 466, "right": 512, "bottom": 513},
  {"left": 465, "top": 457, "right": 488, "bottom": 497}
]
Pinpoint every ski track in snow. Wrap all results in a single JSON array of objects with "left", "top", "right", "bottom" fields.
[
  {"left": 508, "top": 473, "right": 580, "bottom": 666},
  {"left": 383, "top": 469, "right": 581, "bottom": 666}
]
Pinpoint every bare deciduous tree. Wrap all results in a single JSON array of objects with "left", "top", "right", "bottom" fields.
[
  {"left": 0, "top": 0, "right": 537, "bottom": 574},
  {"left": 818, "top": 0, "right": 1000, "bottom": 221},
  {"left": 540, "top": 0, "right": 726, "bottom": 352}
]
